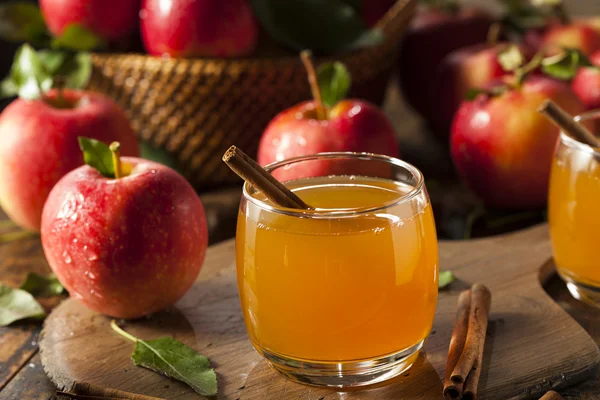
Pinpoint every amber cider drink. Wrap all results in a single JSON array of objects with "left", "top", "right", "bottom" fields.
[
  {"left": 549, "top": 111, "right": 600, "bottom": 307},
  {"left": 235, "top": 153, "right": 438, "bottom": 387}
]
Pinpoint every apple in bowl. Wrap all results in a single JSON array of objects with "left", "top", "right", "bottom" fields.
[{"left": 257, "top": 52, "right": 399, "bottom": 181}]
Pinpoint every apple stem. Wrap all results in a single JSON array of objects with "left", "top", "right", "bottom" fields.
[
  {"left": 110, "top": 320, "right": 139, "bottom": 343},
  {"left": 300, "top": 50, "right": 327, "bottom": 120},
  {"left": 487, "top": 23, "right": 501, "bottom": 47},
  {"left": 109, "top": 142, "right": 122, "bottom": 179}
]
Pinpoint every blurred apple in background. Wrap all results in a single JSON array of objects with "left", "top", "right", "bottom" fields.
[
  {"left": 258, "top": 53, "right": 398, "bottom": 181},
  {"left": 540, "top": 19, "right": 600, "bottom": 55},
  {"left": 0, "top": 45, "right": 139, "bottom": 231},
  {"left": 42, "top": 139, "right": 207, "bottom": 319},
  {"left": 398, "top": 3, "right": 493, "bottom": 119},
  {"left": 40, "top": 0, "right": 140, "bottom": 42},
  {"left": 429, "top": 41, "right": 532, "bottom": 138},
  {"left": 451, "top": 75, "right": 585, "bottom": 210},
  {"left": 140, "top": 0, "right": 258, "bottom": 57},
  {"left": 572, "top": 50, "right": 600, "bottom": 110}
]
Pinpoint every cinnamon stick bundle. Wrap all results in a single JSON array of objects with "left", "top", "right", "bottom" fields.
[{"left": 443, "top": 284, "right": 492, "bottom": 400}]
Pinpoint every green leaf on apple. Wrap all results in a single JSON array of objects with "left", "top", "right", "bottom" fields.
[
  {"left": 78, "top": 137, "right": 115, "bottom": 178},
  {"left": 541, "top": 48, "right": 596, "bottom": 80},
  {"left": 20, "top": 272, "right": 65, "bottom": 297},
  {"left": 498, "top": 45, "right": 526, "bottom": 72},
  {"left": 51, "top": 23, "right": 106, "bottom": 52},
  {"left": 0, "top": 2, "right": 50, "bottom": 46},
  {"left": 438, "top": 270, "right": 455, "bottom": 290},
  {"left": 111, "top": 321, "right": 218, "bottom": 397},
  {"left": 249, "top": 0, "right": 383, "bottom": 54},
  {"left": 0, "top": 284, "right": 45, "bottom": 326},
  {"left": 317, "top": 62, "right": 351, "bottom": 108}
]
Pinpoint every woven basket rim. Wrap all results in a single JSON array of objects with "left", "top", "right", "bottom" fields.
[{"left": 91, "top": 0, "right": 416, "bottom": 67}]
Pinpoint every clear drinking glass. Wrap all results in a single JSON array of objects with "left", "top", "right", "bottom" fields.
[
  {"left": 549, "top": 110, "right": 600, "bottom": 307},
  {"left": 235, "top": 153, "right": 439, "bottom": 387}
]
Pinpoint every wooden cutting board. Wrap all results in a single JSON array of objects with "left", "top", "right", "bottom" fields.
[{"left": 39, "top": 224, "right": 600, "bottom": 399}]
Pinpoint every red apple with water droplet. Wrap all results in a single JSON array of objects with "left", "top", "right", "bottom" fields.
[
  {"left": 41, "top": 144, "right": 208, "bottom": 319},
  {"left": 140, "top": 0, "right": 258, "bottom": 57},
  {"left": 0, "top": 90, "right": 139, "bottom": 231},
  {"left": 429, "top": 42, "right": 526, "bottom": 137},
  {"left": 450, "top": 76, "right": 586, "bottom": 209}
]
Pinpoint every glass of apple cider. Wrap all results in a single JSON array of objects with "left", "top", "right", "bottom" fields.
[
  {"left": 235, "top": 153, "right": 438, "bottom": 387},
  {"left": 549, "top": 110, "right": 600, "bottom": 307}
]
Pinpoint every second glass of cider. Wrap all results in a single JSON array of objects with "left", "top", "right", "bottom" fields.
[
  {"left": 549, "top": 110, "right": 600, "bottom": 307},
  {"left": 235, "top": 153, "right": 438, "bottom": 387}
]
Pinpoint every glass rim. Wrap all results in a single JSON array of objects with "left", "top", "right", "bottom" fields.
[
  {"left": 242, "top": 152, "right": 425, "bottom": 218},
  {"left": 560, "top": 109, "right": 600, "bottom": 155}
]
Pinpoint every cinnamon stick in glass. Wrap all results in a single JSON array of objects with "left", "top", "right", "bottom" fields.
[
  {"left": 443, "top": 289, "right": 472, "bottom": 400},
  {"left": 222, "top": 145, "right": 312, "bottom": 210},
  {"left": 538, "top": 100, "right": 600, "bottom": 147}
]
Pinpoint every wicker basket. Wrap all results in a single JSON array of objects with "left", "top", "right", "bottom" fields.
[{"left": 88, "top": 0, "right": 416, "bottom": 190}]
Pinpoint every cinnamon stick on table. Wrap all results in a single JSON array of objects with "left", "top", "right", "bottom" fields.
[
  {"left": 443, "top": 284, "right": 492, "bottom": 400},
  {"left": 443, "top": 290, "right": 472, "bottom": 399}
]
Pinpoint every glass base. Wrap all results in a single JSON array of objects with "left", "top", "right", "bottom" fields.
[
  {"left": 256, "top": 340, "right": 423, "bottom": 388},
  {"left": 558, "top": 270, "right": 600, "bottom": 309}
]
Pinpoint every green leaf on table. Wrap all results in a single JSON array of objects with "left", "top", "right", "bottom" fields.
[
  {"left": 140, "top": 141, "right": 180, "bottom": 171},
  {"left": 51, "top": 23, "right": 106, "bottom": 51},
  {"left": 438, "top": 271, "right": 455, "bottom": 290},
  {"left": 250, "top": 0, "right": 383, "bottom": 54},
  {"left": 111, "top": 321, "right": 218, "bottom": 397},
  {"left": 20, "top": 272, "right": 65, "bottom": 297},
  {"left": 317, "top": 62, "right": 351, "bottom": 108},
  {"left": 3, "top": 43, "right": 53, "bottom": 100},
  {"left": 0, "top": 2, "right": 50, "bottom": 45},
  {"left": 498, "top": 45, "right": 526, "bottom": 72},
  {"left": 78, "top": 137, "right": 115, "bottom": 178},
  {"left": 542, "top": 48, "right": 596, "bottom": 80},
  {"left": 0, "top": 284, "right": 45, "bottom": 326}
]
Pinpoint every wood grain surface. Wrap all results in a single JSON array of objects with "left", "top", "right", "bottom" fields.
[{"left": 39, "top": 225, "right": 600, "bottom": 400}]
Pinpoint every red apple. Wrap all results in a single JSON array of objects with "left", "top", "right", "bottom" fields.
[
  {"left": 430, "top": 42, "right": 523, "bottom": 137},
  {"left": 0, "top": 90, "right": 139, "bottom": 231},
  {"left": 40, "top": 0, "right": 140, "bottom": 42},
  {"left": 360, "top": 0, "right": 396, "bottom": 28},
  {"left": 140, "top": 0, "right": 258, "bottom": 58},
  {"left": 451, "top": 76, "right": 585, "bottom": 209},
  {"left": 572, "top": 50, "right": 600, "bottom": 110},
  {"left": 398, "top": 5, "right": 493, "bottom": 119},
  {"left": 540, "top": 20, "right": 600, "bottom": 56},
  {"left": 257, "top": 100, "right": 399, "bottom": 181},
  {"left": 41, "top": 156, "right": 208, "bottom": 319}
]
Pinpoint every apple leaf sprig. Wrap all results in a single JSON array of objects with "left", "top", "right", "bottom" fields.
[
  {"left": 111, "top": 320, "right": 218, "bottom": 397},
  {"left": 439, "top": 270, "right": 455, "bottom": 290},
  {"left": 250, "top": 0, "right": 383, "bottom": 54},
  {"left": 0, "top": 2, "right": 105, "bottom": 50},
  {"left": 0, "top": 272, "right": 65, "bottom": 326},
  {"left": 300, "top": 50, "right": 352, "bottom": 119},
  {"left": 466, "top": 45, "right": 596, "bottom": 100},
  {"left": 0, "top": 43, "right": 92, "bottom": 101}
]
